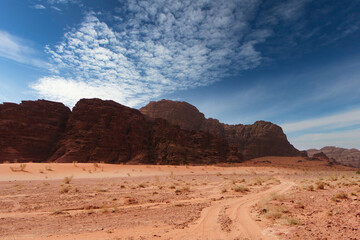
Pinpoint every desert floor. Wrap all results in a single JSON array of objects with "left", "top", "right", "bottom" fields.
[{"left": 0, "top": 157, "right": 359, "bottom": 240}]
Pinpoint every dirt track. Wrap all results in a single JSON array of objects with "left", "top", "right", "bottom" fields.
[{"left": 162, "top": 179, "right": 294, "bottom": 240}]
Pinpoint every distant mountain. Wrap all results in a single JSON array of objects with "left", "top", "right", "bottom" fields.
[
  {"left": 307, "top": 147, "right": 360, "bottom": 168},
  {"left": 140, "top": 99, "right": 305, "bottom": 160}
]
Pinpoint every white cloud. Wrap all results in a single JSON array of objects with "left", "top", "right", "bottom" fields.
[
  {"left": 0, "top": 30, "right": 50, "bottom": 69},
  {"left": 291, "top": 128, "right": 360, "bottom": 150},
  {"left": 31, "top": 76, "right": 148, "bottom": 107},
  {"left": 281, "top": 107, "right": 360, "bottom": 150},
  {"left": 50, "top": 6, "right": 62, "bottom": 11},
  {"left": 31, "top": 0, "right": 311, "bottom": 107},
  {"left": 33, "top": 4, "right": 46, "bottom": 9},
  {"left": 282, "top": 108, "right": 360, "bottom": 133}
]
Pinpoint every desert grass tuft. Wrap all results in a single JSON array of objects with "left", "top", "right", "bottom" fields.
[
  {"left": 232, "top": 184, "right": 249, "bottom": 193},
  {"left": 63, "top": 175, "right": 73, "bottom": 184},
  {"left": 10, "top": 163, "right": 27, "bottom": 172}
]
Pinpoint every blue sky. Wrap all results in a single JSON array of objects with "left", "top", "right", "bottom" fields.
[{"left": 0, "top": 0, "right": 359, "bottom": 150}]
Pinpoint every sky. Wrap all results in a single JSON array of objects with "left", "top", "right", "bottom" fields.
[{"left": 0, "top": 0, "right": 359, "bottom": 150}]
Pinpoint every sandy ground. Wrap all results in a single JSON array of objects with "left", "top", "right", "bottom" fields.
[{"left": 0, "top": 157, "right": 359, "bottom": 240}]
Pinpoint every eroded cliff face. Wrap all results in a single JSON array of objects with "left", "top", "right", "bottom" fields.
[
  {"left": 0, "top": 99, "right": 241, "bottom": 164},
  {"left": 0, "top": 100, "right": 71, "bottom": 162},
  {"left": 140, "top": 99, "right": 205, "bottom": 131},
  {"left": 307, "top": 147, "right": 360, "bottom": 168},
  {"left": 140, "top": 99, "right": 303, "bottom": 160},
  {"left": 49, "top": 99, "right": 153, "bottom": 164}
]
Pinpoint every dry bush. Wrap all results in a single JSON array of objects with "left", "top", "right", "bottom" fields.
[
  {"left": 232, "top": 185, "right": 249, "bottom": 193},
  {"left": 262, "top": 205, "right": 289, "bottom": 219},
  {"left": 175, "top": 186, "right": 190, "bottom": 195},
  {"left": 45, "top": 165, "right": 53, "bottom": 171},
  {"left": 283, "top": 217, "right": 301, "bottom": 225},
  {"left": 63, "top": 175, "right": 73, "bottom": 184},
  {"left": 331, "top": 192, "right": 348, "bottom": 201},
  {"left": 96, "top": 188, "right": 108, "bottom": 192},
  {"left": 252, "top": 177, "right": 264, "bottom": 186},
  {"left": 316, "top": 181, "right": 325, "bottom": 190},
  {"left": 10, "top": 163, "right": 27, "bottom": 172},
  {"left": 60, "top": 185, "right": 71, "bottom": 193}
]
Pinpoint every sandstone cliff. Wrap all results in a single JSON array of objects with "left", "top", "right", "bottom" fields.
[
  {"left": 0, "top": 100, "right": 71, "bottom": 162},
  {"left": 140, "top": 99, "right": 303, "bottom": 160},
  {"left": 307, "top": 147, "right": 360, "bottom": 168},
  {"left": 0, "top": 99, "right": 241, "bottom": 164}
]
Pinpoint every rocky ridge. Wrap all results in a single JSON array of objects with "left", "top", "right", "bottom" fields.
[
  {"left": 140, "top": 99, "right": 304, "bottom": 160},
  {"left": 307, "top": 147, "right": 360, "bottom": 168},
  {"left": 0, "top": 99, "right": 240, "bottom": 164}
]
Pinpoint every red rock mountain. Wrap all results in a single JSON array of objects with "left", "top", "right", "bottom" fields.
[
  {"left": 307, "top": 147, "right": 360, "bottom": 168},
  {"left": 0, "top": 100, "right": 71, "bottom": 163},
  {"left": 0, "top": 99, "right": 241, "bottom": 164},
  {"left": 140, "top": 99, "right": 304, "bottom": 160}
]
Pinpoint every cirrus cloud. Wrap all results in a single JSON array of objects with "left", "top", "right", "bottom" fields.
[{"left": 31, "top": 0, "right": 310, "bottom": 107}]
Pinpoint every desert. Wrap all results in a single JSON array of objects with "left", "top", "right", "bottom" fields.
[
  {"left": 1, "top": 1, "right": 360, "bottom": 239},
  {"left": 1, "top": 156, "right": 359, "bottom": 240}
]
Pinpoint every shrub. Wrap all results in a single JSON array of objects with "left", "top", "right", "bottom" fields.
[
  {"left": 331, "top": 192, "right": 348, "bottom": 201},
  {"left": 316, "top": 181, "right": 325, "bottom": 190},
  {"left": 9, "top": 163, "right": 27, "bottom": 172},
  {"left": 60, "top": 185, "right": 71, "bottom": 193},
  {"left": 232, "top": 185, "right": 249, "bottom": 193},
  {"left": 175, "top": 186, "right": 190, "bottom": 195},
  {"left": 63, "top": 175, "right": 73, "bottom": 184},
  {"left": 45, "top": 165, "right": 53, "bottom": 171},
  {"left": 285, "top": 217, "right": 301, "bottom": 225}
]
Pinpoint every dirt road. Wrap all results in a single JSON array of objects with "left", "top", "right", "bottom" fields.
[{"left": 164, "top": 179, "right": 295, "bottom": 240}]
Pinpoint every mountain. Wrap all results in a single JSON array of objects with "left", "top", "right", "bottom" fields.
[
  {"left": 140, "top": 99, "right": 305, "bottom": 160},
  {"left": 307, "top": 147, "right": 360, "bottom": 168},
  {"left": 0, "top": 99, "right": 241, "bottom": 164},
  {"left": 0, "top": 100, "right": 70, "bottom": 163}
]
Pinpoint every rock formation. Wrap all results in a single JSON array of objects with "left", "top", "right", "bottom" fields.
[
  {"left": 0, "top": 99, "right": 241, "bottom": 164},
  {"left": 311, "top": 152, "right": 330, "bottom": 161},
  {"left": 0, "top": 100, "right": 71, "bottom": 162},
  {"left": 307, "top": 147, "right": 360, "bottom": 168},
  {"left": 140, "top": 99, "right": 304, "bottom": 160}
]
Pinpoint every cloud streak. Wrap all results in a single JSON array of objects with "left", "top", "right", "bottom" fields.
[
  {"left": 282, "top": 108, "right": 360, "bottom": 133},
  {"left": 0, "top": 30, "right": 49, "bottom": 69},
  {"left": 291, "top": 128, "right": 360, "bottom": 150},
  {"left": 33, "top": 4, "right": 46, "bottom": 9},
  {"left": 282, "top": 107, "right": 360, "bottom": 150}
]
